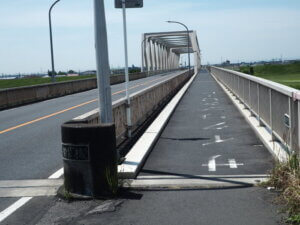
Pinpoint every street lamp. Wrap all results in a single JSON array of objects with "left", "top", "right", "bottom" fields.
[
  {"left": 166, "top": 21, "right": 191, "bottom": 75},
  {"left": 49, "top": 0, "right": 61, "bottom": 82}
]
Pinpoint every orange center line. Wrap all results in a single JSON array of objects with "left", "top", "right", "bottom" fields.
[{"left": 0, "top": 75, "right": 169, "bottom": 135}]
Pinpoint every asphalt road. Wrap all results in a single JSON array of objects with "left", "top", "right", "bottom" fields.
[
  {"left": 2, "top": 187, "right": 283, "bottom": 225},
  {"left": 0, "top": 71, "right": 182, "bottom": 213},
  {"left": 0, "top": 70, "right": 283, "bottom": 225}
]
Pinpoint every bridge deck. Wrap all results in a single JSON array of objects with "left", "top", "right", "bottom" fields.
[{"left": 140, "top": 69, "right": 274, "bottom": 177}]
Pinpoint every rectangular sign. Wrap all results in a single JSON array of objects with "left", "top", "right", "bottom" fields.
[
  {"left": 284, "top": 114, "right": 290, "bottom": 128},
  {"left": 62, "top": 144, "right": 89, "bottom": 161},
  {"left": 115, "top": 0, "right": 143, "bottom": 8}
]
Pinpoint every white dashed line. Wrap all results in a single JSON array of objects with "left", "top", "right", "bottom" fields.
[
  {"left": 215, "top": 135, "right": 221, "bottom": 142},
  {"left": 216, "top": 126, "right": 228, "bottom": 130},
  {"left": 202, "top": 135, "right": 234, "bottom": 146},
  {"left": 228, "top": 159, "right": 238, "bottom": 168},
  {"left": 208, "top": 155, "right": 221, "bottom": 172},
  {"left": 204, "top": 122, "right": 225, "bottom": 130}
]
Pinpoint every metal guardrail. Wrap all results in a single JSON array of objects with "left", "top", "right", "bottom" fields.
[{"left": 210, "top": 66, "right": 300, "bottom": 155}]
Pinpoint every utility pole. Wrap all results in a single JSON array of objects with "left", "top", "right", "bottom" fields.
[{"left": 93, "top": 0, "right": 113, "bottom": 123}]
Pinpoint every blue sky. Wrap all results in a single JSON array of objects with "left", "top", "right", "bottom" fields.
[{"left": 0, "top": 0, "right": 300, "bottom": 74}]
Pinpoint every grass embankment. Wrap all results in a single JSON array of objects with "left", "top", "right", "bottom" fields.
[
  {"left": 239, "top": 62, "right": 300, "bottom": 89},
  {"left": 0, "top": 74, "right": 96, "bottom": 90},
  {"left": 263, "top": 154, "right": 300, "bottom": 224}
]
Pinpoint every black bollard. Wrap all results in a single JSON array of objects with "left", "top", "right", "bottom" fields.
[{"left": 61, "top": 122, "right": 118, "bottom": 198}]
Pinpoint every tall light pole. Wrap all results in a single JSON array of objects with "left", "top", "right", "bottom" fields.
[
  {"left": 166, "top": 21, "right": 190, "bottom": 75},
  {"left": 121, "top": 0, "right": 132, "bottom": 137},
  {"left": 49, "top": 0, "right": 61, "bottom": 82}
]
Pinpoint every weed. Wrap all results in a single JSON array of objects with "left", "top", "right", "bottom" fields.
[
  {"left": 63, "top": 189, "right": 72, "bottom": 201},
  {"left": 105, "top": 166, "right": 119, "bottom": 196},
  {"left": 286, "top": 213, "right": 300, "bottom": 225},
  {"left": 264, "top": 153, "right": 300, "bottom": 224}
]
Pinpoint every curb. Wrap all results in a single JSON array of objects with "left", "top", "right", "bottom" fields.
[
  {"left": 123, "top": 175, "right": 268, "bottom": 190},
  {"left": 118, "top": 73, "right": 198, "bottom": 178}
]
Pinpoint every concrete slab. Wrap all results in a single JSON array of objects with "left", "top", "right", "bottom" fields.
[{"left": 0, "top": 179, "right": 63, "bottom": 198}]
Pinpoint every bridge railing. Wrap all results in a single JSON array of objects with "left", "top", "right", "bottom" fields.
[{"left": 210, "top": 66, "right": 300, "bottom": 155}]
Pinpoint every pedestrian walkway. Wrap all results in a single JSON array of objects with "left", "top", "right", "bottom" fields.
[{"left": 141, "top": 69, "right": 274, "bottom": 177}]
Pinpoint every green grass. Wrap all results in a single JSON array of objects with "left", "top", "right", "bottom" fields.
[
  {"left": 0, "top": 74, "right": 96, "bottom": 90},
  {"left": 239, "top": 62, "right": 300, "bottom": 89}
]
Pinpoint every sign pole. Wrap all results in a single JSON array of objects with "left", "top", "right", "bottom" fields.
[
  {"left": 122, "top": 0, "right": 132, "bottom": 137},
  {"left": 93, "top": 0, "right": 113, "bottom": 123}
]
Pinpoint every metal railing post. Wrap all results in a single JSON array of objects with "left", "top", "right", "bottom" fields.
[
  {"left": 269, "top": 89, "right": 275, "bottom": 141},
  {"left": 288, "top": 97, "right": 292, "bottom": 151}
]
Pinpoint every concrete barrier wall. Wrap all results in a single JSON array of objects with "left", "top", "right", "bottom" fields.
[
  {"left": 0, "top": 69, "right": 179, "bottom": 110},
  {"left": 73, "top": 70, "right": 193, "bottom": 144}
]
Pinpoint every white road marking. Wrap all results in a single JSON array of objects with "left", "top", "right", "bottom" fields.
[
  {"left": 202, "top": 158, "right": 244, "bottom": 172},
  {"left": 215, "top": 135, "right": 221, "bottom": 142},
  {"left": 228, "top": 159, "right": 238, "bottom": 168},
  {"left": 202, "top": 135, "right": 234, "bottom": 146},
  {"left": 48, "top": 168, "right": 64, "bottom": 179},
  {"left": 214, "top": 98, "right": 218, "bottom": 101},
  {"left": 0, "top": 197, "right": 32, "bottom": 223},
  {"left": 208, "top": 155, "right": 221, "bottom": 172},
  {"left": 202, "top": 114, "right": 210, "bottom": 119},
  {"left": 203, "top": 122, "right": 225, "bottom": 130},
  {"left": 221, "top": 116, "right": 226, "bottom": 119},
  {"left": 216, "top": 126, "right": 228, "bottom": 130},
  {"left": 0, "top": 168, "right": 64, "bottom": 222},
  {"left": 202, "top": 163, "right": 244, "bottom": 168}
]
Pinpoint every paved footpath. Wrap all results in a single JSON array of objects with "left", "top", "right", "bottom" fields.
[{"left": 2, "top": 70, "right": 285, "bottom": 225}]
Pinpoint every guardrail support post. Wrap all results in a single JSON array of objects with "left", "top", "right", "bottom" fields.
[
  {"left": 288, "top": 97, "right": 293, "bottom": 152},
  {"left": 298, "top": 101, "right": 300, "bottom": 155},
  {"left": 257, "top": 84, "right": 264, "bottom": 126},
  {"left": 269, "top": 89, "right": 276, "bottom": 141}
]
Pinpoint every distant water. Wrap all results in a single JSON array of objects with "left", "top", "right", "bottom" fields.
[{"left": 0, "top": 76, "right": 17, "bottom": 80}]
